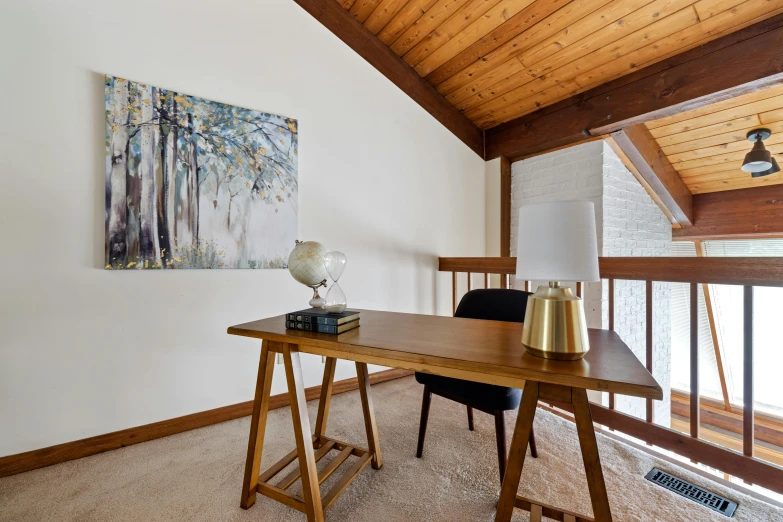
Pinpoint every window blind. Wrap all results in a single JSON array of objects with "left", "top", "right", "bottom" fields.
[{"left": 671, "top": 240, "right": 783, "bottom": 417}]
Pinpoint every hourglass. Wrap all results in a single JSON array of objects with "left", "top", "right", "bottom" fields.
[{"left": 324, "top": 251, "right": 348, "bottom": 313}]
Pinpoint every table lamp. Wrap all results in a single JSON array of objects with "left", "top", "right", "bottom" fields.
[{"left": 515, "top": 200, "right": 600, "bottom": 361}]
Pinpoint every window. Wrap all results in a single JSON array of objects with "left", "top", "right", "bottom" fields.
[{"left": 671, "top": 240, "right": 783, "bottom": 417}]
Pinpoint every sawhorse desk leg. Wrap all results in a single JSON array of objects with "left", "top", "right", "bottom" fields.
[
  {"left": 496, "top": 381, "right": 612, "bottom": 522},
  {"left": 240, "top": 343, "right": 382, "bottom": 522}
]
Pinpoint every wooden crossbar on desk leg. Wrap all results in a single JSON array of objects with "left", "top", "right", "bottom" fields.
[
  {"left": 283, "top": 343, "right": 325, "bottom": 521},
  {"left": 323, "top": 452, "right": 373, "bottom": 509},
  {"left": 240, "top": 340, "right": 275, "bottom": 509},
  {"left": 258, "top": 447, "right": 298, "bottom": 484},
  {"left": 254, "top": 434, "right": 372, "bottom": 518},
  {"left": 357, "top": 362, "right": 383, "bottom": 469},
  {"left": 573, "top": 388, "right": 612, "bottom": 521},
  {"left": 315, "top": 357, "right": 337, "bottom": 439},
  {"left": 275, "top": 440, "right": 336, "bottom": 490},
  {"left": 318, "top": 446, "right": 353, "bottom": 484},
  {"left": 514, "top": 497, "right": 593, "bottom": 522},
  {"left": 496, "top": 380, "right": 539, "bottom": 521},
  {"left": 244, "top": 345, "right": 380, "bottom": 520},
  {"left": 498, "top": 383, "right": 610, "bottom": 522},
  {"left": 257, "top": 482, "right": 306, "bottom": 513}
]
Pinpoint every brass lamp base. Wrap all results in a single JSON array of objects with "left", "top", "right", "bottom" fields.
[{"left": 521, "top": 282, "right": 590, "bottom": 361}]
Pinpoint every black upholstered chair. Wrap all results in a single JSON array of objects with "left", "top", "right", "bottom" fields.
[{"left": 415, "top": 288, "right": 538, "bottom": 482}]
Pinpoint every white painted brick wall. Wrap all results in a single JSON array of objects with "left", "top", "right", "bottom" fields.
[
  {"left": 511, "top": 141, "right": 671, "bottom": 425},
  {"left": 601, "top": 142, "right": 671, "bottom": 425}
]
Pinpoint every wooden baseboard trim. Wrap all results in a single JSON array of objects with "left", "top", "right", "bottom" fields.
[{"left": 0, "top": 368, "right": 413, "bottom": 478}]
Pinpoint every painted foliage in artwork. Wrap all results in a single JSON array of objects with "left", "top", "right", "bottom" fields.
[{"left": 104, "top": 76, "right": 298, "bottom": 269}]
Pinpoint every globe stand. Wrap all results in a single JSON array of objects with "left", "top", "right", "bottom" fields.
[{"left": 309, "top": 280, "right": 328, "bottom": 308}]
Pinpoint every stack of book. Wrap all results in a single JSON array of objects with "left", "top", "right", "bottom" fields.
[{"left": 285, "top": 308, "right": 360, "bottom": 335}]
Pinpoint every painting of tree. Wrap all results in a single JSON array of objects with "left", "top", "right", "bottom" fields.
[{"left": 104, "top": 75, "right": 298, "bottom": 269}]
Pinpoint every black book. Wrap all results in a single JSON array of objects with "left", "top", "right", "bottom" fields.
[
  {"left": 286, "top": 308, "right": 360, "bottom": 326},
  {"left": 286, "top": 320, "right": 360, "bottom": 335}
]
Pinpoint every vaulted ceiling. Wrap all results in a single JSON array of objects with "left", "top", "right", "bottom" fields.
[
  {"left": 645, "top": 82, "right": 783, "bottom": 194},
  {"left": 336, "top": 0, "right": 783, "bottom": 130},
  {"left": 297, "top": 0, "right": 783, "bottom": 237}
]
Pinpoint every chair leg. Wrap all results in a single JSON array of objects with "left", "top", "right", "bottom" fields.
[
  {"left": 494, "top": 410, "right": 507, "bottom": 484},
  {"left": 529, "top": 423, "right": 538, "bottom": 458},
  {"left": 467, "top": 406, "right": 475, "bottom": 431},
  {"left": 416, "top": 385, "right": 432, "bottom": 458}
]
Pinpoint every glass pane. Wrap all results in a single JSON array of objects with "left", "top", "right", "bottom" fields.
[
  {"left": 670, "top": 241, "right": 724, "bottom": 402},
  {"left": 701, "top": 239, "right": 783, "bottom": 417},
  {"left": 670, "top": 282, "right": 724, "bottom": 401}
]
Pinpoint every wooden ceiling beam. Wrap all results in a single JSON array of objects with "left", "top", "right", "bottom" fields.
[
  {"left": 673, "top": 184, "right": 783, "bottom": 241},
  {"left": 609, "top": 125, "right": 693, "bottom": 226},
  {"left": 485, "top": 13, "right": 783, "bottom": 162},
  {"left": 291, "top": 0, "right": 484, "bottom": 156}
]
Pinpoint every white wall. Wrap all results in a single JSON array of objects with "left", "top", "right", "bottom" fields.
[
  {"left": 0, "top": 0, "right": 486, "bottom": 456},
  {"left": 484, "top": 158, "right": 502, "bottom": 288},
  {"left": 484, "top": 158, "right": 501, "bottom": 258},
  {"left": 509, "top": 141, "right": 672, "bottom": 422}
]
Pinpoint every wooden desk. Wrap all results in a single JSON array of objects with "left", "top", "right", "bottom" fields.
[{"left": 229, "top": 310, "right": 662, "bottom": 522}]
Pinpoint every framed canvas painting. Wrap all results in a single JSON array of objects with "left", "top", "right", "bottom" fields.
[{"left": 104, "top": 76, "right": 298, "bottom": 269}]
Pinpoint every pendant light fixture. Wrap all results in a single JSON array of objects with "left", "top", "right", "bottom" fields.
[{"left": 742, "top": 128, "right": 780, "bottom": 177}]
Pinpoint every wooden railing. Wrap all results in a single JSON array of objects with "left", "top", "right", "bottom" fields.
[{"left": 439, "top": 256, "right": 783, "bottom": 495}]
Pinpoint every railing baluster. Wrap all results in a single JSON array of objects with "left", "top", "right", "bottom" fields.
[
  {"left": 608, "top": 279, "right": 615, "bottom": 331},
  {"left": 467, "top": 272, "right": 472, "bottom": 292},
  {"left": 452, "top": 272, "right": 457, "bottom": 317},
  {"left": 435, "top": 256, "right": 783, "bottom": 493},
  {"left": 609, "top": 279, "right": 615, "bottom": 411},
  {"left": 744, "top": 286, "right": 754, "bottom": 457},
  {"left": 690, "top": 282, "right": 699, "bottom": 439},
  {"left": 646, "top": 280, "right": 653, "bottom": 424}
]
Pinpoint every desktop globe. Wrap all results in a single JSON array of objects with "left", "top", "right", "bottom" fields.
[{"left": 287, "top": 240, "right": 329, "bottom": 308}]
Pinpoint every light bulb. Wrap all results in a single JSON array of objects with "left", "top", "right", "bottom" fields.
[{"left": 742, "top": 160, "right": 773, "bottom": 173}]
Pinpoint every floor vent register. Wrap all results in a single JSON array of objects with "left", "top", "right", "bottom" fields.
[{"left": 645, "top": 467, "right": 738, "bottom": 517}]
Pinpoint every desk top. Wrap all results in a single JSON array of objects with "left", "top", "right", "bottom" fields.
[{"left": 228, "top": 309, "right": 662, "bottom": 400}]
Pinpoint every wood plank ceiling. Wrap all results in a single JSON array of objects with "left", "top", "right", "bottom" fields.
[
  {"left": 645, "top": 83, "right": 783, "bottom": 194},
  {"left": 335, "top": 0, "right": 783, "bottom": 130}
]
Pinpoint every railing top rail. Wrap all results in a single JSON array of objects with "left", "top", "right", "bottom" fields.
[{"left": 438, "top": 257, "right": 783, "bottom": 287}]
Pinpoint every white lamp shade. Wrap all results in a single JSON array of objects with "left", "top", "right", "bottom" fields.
[{"left": 515, "top": 200, "right": 600, "bottom": 282}]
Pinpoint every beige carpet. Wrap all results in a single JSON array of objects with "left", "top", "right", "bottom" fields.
[{"left": 1, "top": 376, "right": 781, "bottom": 521}]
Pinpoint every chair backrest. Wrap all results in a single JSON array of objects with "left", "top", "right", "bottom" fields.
[{"left": 454, "top": 288, "right": 532, "bottom": 323}]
